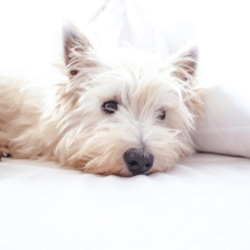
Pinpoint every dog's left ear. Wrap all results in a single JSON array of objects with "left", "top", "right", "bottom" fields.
[
  {"left": 171, "top": 46, "right": 204, "bottom": 117},
  {"left": 170, "top": 46, "right": 198, "bottom": 81},
  {"left": 63, "top": 23, "right": 94, "bottom": 76}
]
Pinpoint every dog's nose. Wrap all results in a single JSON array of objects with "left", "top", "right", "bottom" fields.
[{"left": 123, "top": 148, "right": 154, "bottom": 175}]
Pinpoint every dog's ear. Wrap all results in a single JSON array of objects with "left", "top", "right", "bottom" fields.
[
  {"left": 170, "top": 46, "right": 198, "bottom": 81},
  {"left": 170, "top": 46, "right": 203, "bottom": 118},
  {"left": 63, "top": 23, "right": 93, "bottom": 76}
]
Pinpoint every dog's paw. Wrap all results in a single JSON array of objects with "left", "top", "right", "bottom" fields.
[{"left": 0, "top": 145, "right": 11, "bottom": 160}]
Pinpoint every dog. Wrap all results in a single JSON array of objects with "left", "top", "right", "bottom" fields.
[{"left": 0, "top": 23, "right": 203, "bottom": 176}]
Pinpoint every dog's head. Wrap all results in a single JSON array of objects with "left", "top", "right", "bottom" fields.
[{"left": 55, "top": 24, "right": 203, "bottom": 176}]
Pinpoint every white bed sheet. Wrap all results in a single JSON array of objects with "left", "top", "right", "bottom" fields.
[{"left": 1, "top": 154, "right": 250, "bottom": 250}]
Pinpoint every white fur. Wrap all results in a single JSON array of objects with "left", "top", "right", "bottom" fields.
[{"left": 0, "top": 24, "right": 203, "bottom": 176}]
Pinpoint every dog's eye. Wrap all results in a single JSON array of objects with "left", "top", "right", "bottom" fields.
[
  {"left": 103, "top": 101, "right": 118, "bottom": 114},
  {"left": 158, "top": 110, "right": 166, "bottom": 120}
]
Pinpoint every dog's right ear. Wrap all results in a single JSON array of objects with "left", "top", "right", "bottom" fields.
[{"left": 63, "top": 23, "right": 93, "bottom": 76}]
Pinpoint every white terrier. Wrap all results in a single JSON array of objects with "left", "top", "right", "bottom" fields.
[{"left": 0, "top": 24, "right": 203, "bottom": 176}]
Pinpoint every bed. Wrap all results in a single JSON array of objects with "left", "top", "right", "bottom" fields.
[
  {"left": 1, "top": 0, "right": 250, "bottom": 249},
  {"left": 1, "top": 154, "right": 250, "bottom": 250}
]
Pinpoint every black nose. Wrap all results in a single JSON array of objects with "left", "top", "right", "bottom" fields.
[{"left": 123, "top": 148, "right": 154, "bottom": 175}]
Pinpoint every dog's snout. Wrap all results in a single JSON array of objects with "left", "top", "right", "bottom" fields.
[{"left": 123, "top": 148, "right": 154, "bottom": 175}]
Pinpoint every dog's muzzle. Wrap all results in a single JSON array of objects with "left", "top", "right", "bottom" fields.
[{"left": 123, "top": 148, "right": 154, "bottom": 175}]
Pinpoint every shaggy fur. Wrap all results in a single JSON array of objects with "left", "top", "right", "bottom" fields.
[{"left": 0, "top": 23, "right": 203, "bottom": 176}]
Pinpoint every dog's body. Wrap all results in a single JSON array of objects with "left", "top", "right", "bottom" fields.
[{"left": 0, "top": 24, "right": 203, "bottom": 176}]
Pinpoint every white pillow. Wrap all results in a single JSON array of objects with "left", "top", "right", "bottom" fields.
[
  {"left": 192, "top": 19, "right": 250, "bottom": 159},
  {"left": 192, "top": 84, "right": 250, "bottom": 158}
]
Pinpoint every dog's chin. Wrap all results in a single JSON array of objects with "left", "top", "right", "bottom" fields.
[
  {"left": 66, "top": 158, "right": 132, "bottom": 177},
  {"left": 65, "top": 157, "right": 168, "bottom": 177}
]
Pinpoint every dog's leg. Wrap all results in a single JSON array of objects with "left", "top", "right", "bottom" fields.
[{"left": 0, "top": 144, "right": 11, "bottom": 160}]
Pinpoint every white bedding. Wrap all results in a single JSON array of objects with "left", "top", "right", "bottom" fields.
[{"left": 1, "top": 154, "right": 250, "bottom": 250}]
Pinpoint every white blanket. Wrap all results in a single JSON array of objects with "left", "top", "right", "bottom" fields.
[{"left": 1, "top": 154, "right": 250, "bottom": 250}]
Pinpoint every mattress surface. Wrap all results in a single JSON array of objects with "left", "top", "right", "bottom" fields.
[{"left": 1, "top": 153, "right": 250, "bottom": 250}]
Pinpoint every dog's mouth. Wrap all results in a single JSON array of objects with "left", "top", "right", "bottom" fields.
[
  {"left": 66, "top": 158, "right": 132, "bottom": 177},
  {"left": 66, "top": 152, "right": 156, "bottom": 177}
]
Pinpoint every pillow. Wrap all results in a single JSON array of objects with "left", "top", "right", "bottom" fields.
[
  {"left": 191, "top": 20, "right": 250, "bottom": 159},
  {"left": 192, "top": 84, "right": 250, "bottom": 158}
]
